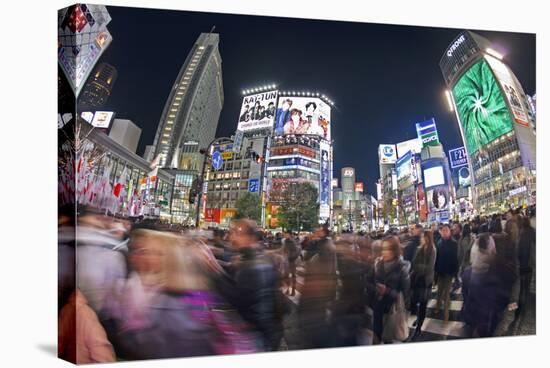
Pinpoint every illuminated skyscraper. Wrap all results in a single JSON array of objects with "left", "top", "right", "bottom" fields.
[
  {"left": 152, "top": 32, "right": 224, "bottom": 169},
  {"left": 78, "top": 62, "right": 117, "bottom": 109},
  {"left": 440, "top": 31, "right": 536, "bottom": 213}
]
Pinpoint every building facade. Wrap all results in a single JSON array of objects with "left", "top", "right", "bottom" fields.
[
  {"left": 152, "top": 32, "right": 224, "bottom": 169},
  {"left": 440, "top": 31, "right": 536, "bottom": 214},
  {"left": 108, "top": 118, "right": 141, "bottom": 153},
  {"left": 78, "top": 62, "right": 117, "bottom": 110}
]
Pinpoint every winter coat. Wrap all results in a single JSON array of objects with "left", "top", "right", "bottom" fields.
[
  {"left": 373, "top": 257, "right": 411, "bottom": 311},
  {"left": 229, "top": 247, "right": 281, "bottom": 343},
  {"left": 518, "top": 227, "right": 536, "bottom": 272},
  {"left": 75, "top": 226, "right": 127, "bottom": 313},
  {"left": 458, "top": 235, "right": 474, "bottom": 269},
  {"left": 411, "top": 246, "right": 436, "bottom": 288},
  {"left": 112, "top": 291, "right": 242, "bottom": 359},
  {"left": 435, "top": 237, "right": 459, "bottom": 276},
  {"left": 403, "top": 235, "right": 420, "bottom": 263}
]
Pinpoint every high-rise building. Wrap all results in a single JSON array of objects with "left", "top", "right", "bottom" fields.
[
  {"left": 440, "top": 31, "right": 536, "bottom": 213},
  {"left": 108, "top": 118, "right": 141, "bottom": 153},
  {"left": 78, "top": 63, "right": 118, "bottom": 110},
  {"left": 153, "top": 32, "right": 224, "bottom": 170}
]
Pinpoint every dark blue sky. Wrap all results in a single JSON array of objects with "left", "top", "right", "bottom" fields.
[{"left": 100, "top": 5, "right": 535, "bottom": 195}]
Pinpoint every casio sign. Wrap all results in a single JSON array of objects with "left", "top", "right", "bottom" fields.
[
  {"left": 422, "top": 135, "right": 438, "bottom": 144},
  {"left": 447, "top": 34, "right": 466, "bottom": 57},
  {"left": 383, "top": 146, "right": 394, "bottom": 157}
]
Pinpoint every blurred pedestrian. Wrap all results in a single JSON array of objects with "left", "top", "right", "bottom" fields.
[
  {"left": 434, "top": 224, "right": 458, "bottom": 323},
  {"left": 371, "top": 236, "right": 410, "bottom": 344},
  {"left": 409, "top": 230, "right": 436, "bottom": 340}
]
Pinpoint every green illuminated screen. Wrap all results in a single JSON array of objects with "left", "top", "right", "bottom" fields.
[{"left": 452, "top": 59, "right": 514, "bottom": 154}]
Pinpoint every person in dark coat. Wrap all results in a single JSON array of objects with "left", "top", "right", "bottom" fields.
[
  {"left": 403, "top": 224, "right": 422, "bottom": 263},
  {"left": 517, "top": 216, "right": 536, "bottom": 316},
  {"left": 298, "top": 224, "right": 338, "bottom": 348},
  {"left": 371, "top": 235, "right": 410, "bottom": 344},
  {"left": 227, "top": 219, "right": 283, "bottom": 351},
  {"left": 434, "top": 224, "right": 459, "bottom": 322},
  {"left": 409, "top": 230, "right": 437, "bottom": 340},
  {"left": 282, "top": 231, "right": 301, "bottom": 296}
]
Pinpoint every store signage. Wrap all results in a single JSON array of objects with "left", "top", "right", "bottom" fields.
[
  {"left": 449, "top": 147, "right": 468, "bottom": 168},
  {"left": 447, "top": 34, "right": 466, "bottom": 57},
  {"left": 343, "top": 168, "right": 354, "bottom": 177},
  {"left": 509, "top": 186, "right": 527, "bottom": 197}
]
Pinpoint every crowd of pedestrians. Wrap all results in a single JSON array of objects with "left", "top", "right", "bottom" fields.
[{"left": 58, "top": 204, "right": 536, "bottom": 363}]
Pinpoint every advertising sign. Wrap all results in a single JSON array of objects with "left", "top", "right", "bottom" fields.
[
  {"left": 343, "top": 168, "right": 355, "bottom": 177},
  {"left": 248, "top": 179, "right": 259, "bottom": 193},
  {"left": 220, "top": 208, "right": 237, "bottom": 223},
  {"left": 452, "top": 59, "right": 514, "bottom": 154},
  {"left": 396, "top": 138, "right": 422, "bottom": 158},
  {"left": 484, "top": 55, "right": 530, "bottom": 127},
  {"left": 204, "top": 208, "right": 221, "bottom": 223},
  {"left": 319, "top": 140, "right": 331, "bottom": 219},
  {"left": 274, "top": 97, "right": 331, "bottom": 139},
  {"left": 237, "top": 90, "right": 278, "bottom": 132},
  {"left": 221, "top": 151, "right": 233, "bottom": 160},
  {"left": 458, "top": 166, "right": 471, "bottom": 187},
  {"left": 423, "top": 166, "right": 445, "bottom": 188},
  {"left": 396, "top": 151, "right": 415, "bottom": 190},
  {"left": 355, "top": 182, "right": 364, "bottom": 193},
  {"left": 233, "top": 130, "right": 244, "bottom": 153},
  {"left": 332, "top": 178, "right": 338, "bottom": 188},
  {"left": 91, "top": 111, "right": 114, "bottom": 128},
  {"left": 427, "top": 188, "right": 449, "bottom": 212},
  {"left": 58, "top": 4, "right": 113, "bottom": 97},
  {"left": 417, "top": 185, "right": 428, "bottom": 222},
  {"left": 416, "top": 119, "right": 440, "bottom": 147},
  {"left": 448, "top": 147, "right": 468, "bottom": 168},
  {"left": 379, "top": 144, "right": 397, "bottom": 164}
]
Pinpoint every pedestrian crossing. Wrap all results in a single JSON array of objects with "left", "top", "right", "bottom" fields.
[{"left": 282, "top": 265, "right": 469, "bottom": 343}]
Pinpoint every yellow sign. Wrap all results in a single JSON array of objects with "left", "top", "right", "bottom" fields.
[
  {"left": 220, "top": 208, "right": 237, "bottom": 221},
  {"left": 221, "top": 151, "right": 233, "bottom": 160}
]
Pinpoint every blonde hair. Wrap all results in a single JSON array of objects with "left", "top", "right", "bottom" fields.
[{"left": 129, "top": 229, "right": 225, "bottom": 292}]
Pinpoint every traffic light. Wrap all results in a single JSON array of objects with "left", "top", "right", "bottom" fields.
[{"left": 189, "top": 177, "right": 202, "bottom": 204}]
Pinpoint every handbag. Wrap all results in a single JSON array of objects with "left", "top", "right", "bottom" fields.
[{"left": 382, "top": 292, "right": 409, "bottom": 342}]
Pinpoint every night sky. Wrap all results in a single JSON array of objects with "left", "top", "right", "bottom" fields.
[{"left": 100, "top": 5, "right": 536, "bottom": 195}]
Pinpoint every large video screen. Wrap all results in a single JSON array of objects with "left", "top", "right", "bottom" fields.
[
  {"left": 423, "top": 166, "right": 445, "bottom": 188},
  {"left": 274, "top": 97, "right": 331, "bottom": 139},
  {"left": 237, "top": 90, "right": 278, "bottom": 131},
  {"left": 452, "top": 59, "right": 514, "bottom": 154}
]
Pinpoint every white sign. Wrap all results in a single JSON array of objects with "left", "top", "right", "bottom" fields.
[
  {"left": 379, "top": 144, "right": 397, "bottom": 164},
  {"left": 484, "top": 55, "right": 530, "bottom": 127},
  {"left": 447, "top": 34, "right": 466, "bottom": 57},
  {"left": 396, "top": 138, "right": 422, "bottom": 158},
  {"left": 91, "top": 111, "right": 114, "bottom": 128},
  {"left": 509, "top": 186, "right": 527, "bottom": 197},
  {"left": 237, "top": 90, "right": 278, "bottom": 132},
  {"left": 343, "top": 168, "right": 355, "bottom": 177}
]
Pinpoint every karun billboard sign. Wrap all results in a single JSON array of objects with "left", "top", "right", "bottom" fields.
[
  {"left": 237, "top": 90, "right": 278, "bottom": 132},
  {"left": 355, "top": 182, "right": 364, "bottom": 193},
  {"left": 274, "top": 97, "right": 331, "bottom": 139},
  {"left": 379, "top": 144, "right": 397, "bottom": 164}
]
